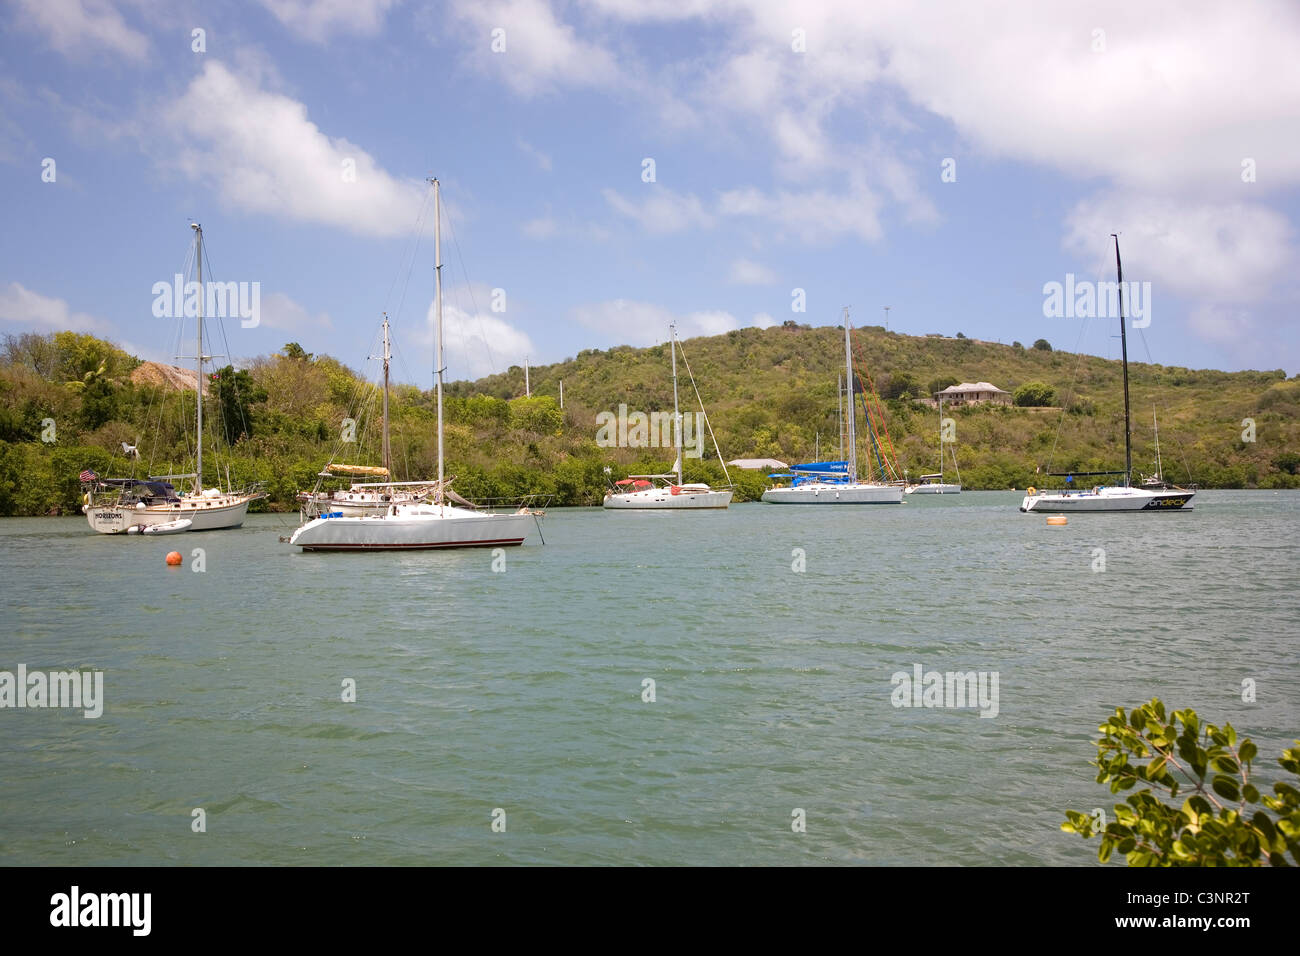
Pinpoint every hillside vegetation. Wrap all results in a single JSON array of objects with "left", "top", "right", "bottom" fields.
[{"left": 1, "top": 326, "right": 1296, "bottom": 515}]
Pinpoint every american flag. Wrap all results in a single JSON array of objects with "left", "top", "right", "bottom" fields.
[{"left": 79, "top": 469, "right": 97, "bottom": 483}]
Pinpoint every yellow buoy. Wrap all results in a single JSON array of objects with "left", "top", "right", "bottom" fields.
[
  {"left": 1046, "top": 515, "right": 1068, "bottom": 526},
  {"left": 165, "top": 551, "right": 183, "bottom": 566}
]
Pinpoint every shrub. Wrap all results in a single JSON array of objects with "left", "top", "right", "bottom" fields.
[
  {"left": 1013, "top": 382, "right": 1056, "bottom": 406},
  {"left": 1062, "top": 699, "right": 1300, "bottom": 866}
]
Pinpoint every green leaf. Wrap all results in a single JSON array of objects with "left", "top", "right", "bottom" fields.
[
  {"left": 1212, "top": 774, "right": 1241, "bottom": 802},
  {"left": 1211, "top": 755, "right": 1240, "bottom": 774}
]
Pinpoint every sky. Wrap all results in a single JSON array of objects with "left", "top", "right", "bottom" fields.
[{"left": 1, "top": 0, "right": 1298, "bottom": 388}]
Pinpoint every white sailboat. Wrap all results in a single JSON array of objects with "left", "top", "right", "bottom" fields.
[
  {"left": 80, "top": 222, "right": 266, "bottom": 534},
  {"left": 297, "top": 314, "right": 444, "bottom": 519},
  {"left": 906, "top": 395, "right": 961, "bottom": 494},
  {"left": 603, "top": 324, "right": 733, "bottom": 510},
  {"left": 288, "top": 178, "right": 541, "bottom": 551},
  {"left": 762, "top": 309, "right": 904, "bottom": 504},
  {"left": 1021, "top": 235, "right": 1194, "bottom": 514}
]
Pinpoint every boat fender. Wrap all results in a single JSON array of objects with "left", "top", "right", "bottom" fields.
[
  {"left": 1026, "top": 486, "right": 1036, "bottom": 496},
  {"left": 670, "top": 486, "right": 681, "bottom": 495}
]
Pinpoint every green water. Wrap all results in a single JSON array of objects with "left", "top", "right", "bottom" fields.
[{"left": 2, "top": 491, "right": 1297, "bottom": 865}]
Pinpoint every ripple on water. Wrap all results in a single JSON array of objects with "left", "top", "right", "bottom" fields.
[{"left": 0, "top": 493, "right": 1297, "bottom": 865}]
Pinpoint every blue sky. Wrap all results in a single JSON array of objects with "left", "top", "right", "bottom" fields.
[{"left": 2, "top": 0, "right": 1298, "bottom": 386}]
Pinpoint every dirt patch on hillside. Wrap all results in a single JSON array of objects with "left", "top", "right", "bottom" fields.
[{"left": 131, "top": 362, "right": 207, "bottom": 393}]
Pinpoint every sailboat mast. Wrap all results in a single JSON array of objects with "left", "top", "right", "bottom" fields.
[
  {"left": 381, "top": 313, "right": 391, "bottom": 478},
  {"left": 837, "top": 374, "right": 844, "bottom": 463},
  {"left": 1153, "top": 405, "right": 1162, "bottom": 479},
  {"left": 670, "top": 324, "right": 682, "bottom": 485},
  {"left": 192, "top": 222, "right": 204, "bottom": 495},
  {"left": 1113, "top": 234, "right": 1132, "bottom": 487},
  {"left": 433, "top": 178, "right": 444, "bottom": 504},
  {"left": 938, "top": 395, "right": 943, "bottom": 484},
  {"left": 843, "top": 308, "right": 856, "bottom": 482}
]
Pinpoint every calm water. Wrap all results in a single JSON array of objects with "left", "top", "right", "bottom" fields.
[{"left": 2, "top": 491, "right": 1297, "bottom": 866}]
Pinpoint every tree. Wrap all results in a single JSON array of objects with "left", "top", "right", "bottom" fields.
[
  {"left": 1275, "top": 452, "right": 1300, "bottom": 475},
  {"left": 1033, "top": 338, "right": 1053, "bottom": 351},
  {"left": 210, "top": 365, "right": 266, "bottom": 445},
  {"left": 77, "top": 375, "right": 118, "bottom": 430},
  {"left": 955, "top": 331, "right": 966, "bottom": 339},
  {"left": 1012, "top": 341, "right": 1024, "bottom": 350},
  {"left": 1062, "top": 699, "right": 1300, "bottom": 866},
  {"left": 281, "top": 342, "right": 313, "bottom": 362},
  {"left": 881, "top": 371, "right": 920, "bottom": 400},
  {"left": 1013, "top": 381, "right": 1055, "bottom": 406},
  {"left": 53, "top": 332, "right": 136, "bottom": 383},
  {"left": 508, "top": 395, "right": 563, "bottom": 434},
  {"left": 928, "top": 375, "right": 959, "bottom": 397},
  {"left": 2, "top": 332, "right": 59, "bottom": 378}
]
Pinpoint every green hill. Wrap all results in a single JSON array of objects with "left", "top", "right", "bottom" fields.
[{"left": 1, "top": 326, "right": 1296, "bottom": 515}]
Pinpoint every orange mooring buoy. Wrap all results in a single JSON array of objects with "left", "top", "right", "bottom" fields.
[
  {"left": 165, "top": 551, "right": 183, "bottom": 566},
  {"left": 1046, "top": 515, "right": 1068, "bottom": 526}
]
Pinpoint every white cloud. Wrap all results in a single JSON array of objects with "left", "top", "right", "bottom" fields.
[
  {"left": 570, "top": 299, "right": 738, "bottom": 347},
  {"left": 597, "top": 1, "right": 1300, "bottom": 194},
  {"left": 1062, "top": 192, "right": 1297, "bottom": 303},
  {"left": 12, "top": 0, "right": 149, "bottom": 60},
  {"left": 868, "top": 1, "right": 1300, "bottom": 193},
  {"left": 568, "top": 0, "right": 1300, "bottom": 258},
  {"left": 0, "top": 282, "right": 106, "bottom": 332},
  {"left": 683, "top": 309, "right": 741, "bottom": 337},
  {"left": 259, "top": 0, "right": 398, "bottom": 43},
  {"left": 516, "top": 138, "right": 552, "bottom": 172},
  {"left": 718, "top": 183, "right": 883, "bottom": 243},
  {"left": 728, "top": 258, "right": 776, "bottom": 285},
  {"left": 447, "top": 0, "right": 621, "bottom": 96},
  {"left": 259, "top": 292, "right": 335, "bottom": 332},
  {"left": 603, "top": 186, "right": 714, "bottom": 235},
  {"left": 521, "top": 217, "right": 558, "bottom": 239},
  {"left": 162, "top": 61, "right": 424, "bottom": 238},
  {"left": 751, "top": 312, "right": 776, "bottom": 329},
  {"left": 1186, "top": 304, "right": 1254, "bottom": 349},
  {"left": 420, "top": 297, "right": 536, "bottom": 381},
  {"left": 520, "top": 212, "right": 610, "bottom": 241}
]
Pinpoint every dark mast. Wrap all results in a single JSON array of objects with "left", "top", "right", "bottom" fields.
[{"left": 1112, "top": 233, "right": 1132, "bottom": 487}]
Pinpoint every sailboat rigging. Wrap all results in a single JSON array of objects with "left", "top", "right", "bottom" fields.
[
  {"left": 603, "top": 324, "right": 733, "bottom": 509},
  {"left": 1020, "top": 236, "right": 1194, "bottom": 513},
  {"left": 906, "top": 394, "right": 961, "bottom": 494},
  {"left": 762, "top": 309, "right": 904, "bottom": 504},
  {"left": 287, "top": 178, "right": 542, "bottom": 550},
  {"left": 297, "top": 314, "right": 448, "bottom": 518},
  {"left": 80, "top": 222, "right": 266, "bottom": 533}
]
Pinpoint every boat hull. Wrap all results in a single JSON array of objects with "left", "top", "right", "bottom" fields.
[
  {"left": 906, "top": 483, "right": 962, "bottom": 494},
  {"left": 1020, "top": 487, "right": 1194, "bottom": 512},
  {"left": 289, "top": 507, "right": 535, "bottom": 550},
  {"left": 762, "top": 482, "right": 903, "bottom": 504},
  {"left": 602, "top": 488, "right": 732, "bottom": 509},
  {"left": 129, "top": 518, "right": 194, "bottom": 535},
  {"left": 86, "top": 496, "right": 255, "bottom": 534}
]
